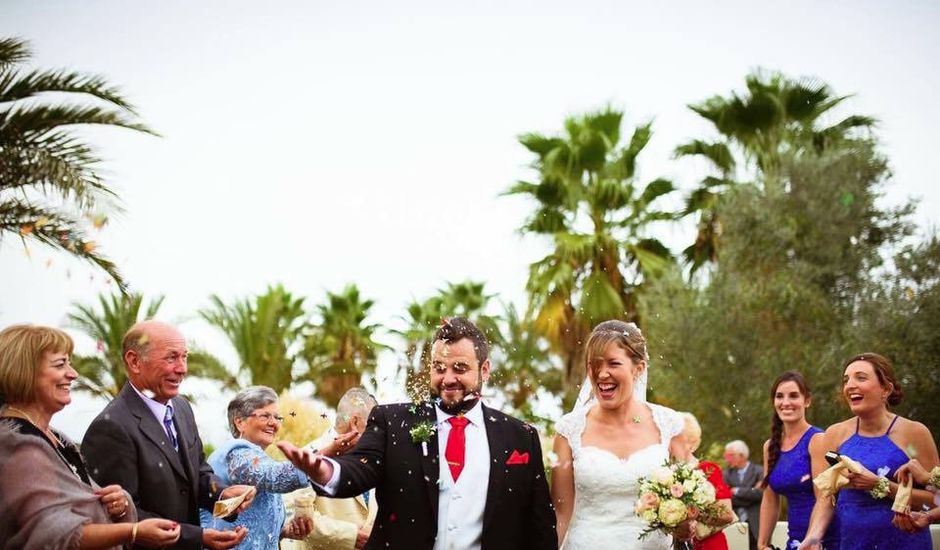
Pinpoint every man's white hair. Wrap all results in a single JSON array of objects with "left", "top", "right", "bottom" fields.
[
  {"left": 336, "top": 387, "right": 377, "bottom": 427},
  {"left": 725, "top": 439, "right": 750, "bottom": 458}
]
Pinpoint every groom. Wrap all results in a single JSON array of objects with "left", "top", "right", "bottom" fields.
[{"left": 279, "top": 317, "right": 557, "bottom": 550}]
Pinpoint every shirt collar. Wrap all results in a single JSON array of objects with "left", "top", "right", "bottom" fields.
[
  {"left": 434, "top": 399, "right": 484, "bottom": 427},
  {"left": 130, "top": 382, "right": 173, "bottom": 421}
]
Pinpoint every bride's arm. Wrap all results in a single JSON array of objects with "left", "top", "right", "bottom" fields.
[{"left": 550, "top": 434, "right": 575, "bottom": 548}]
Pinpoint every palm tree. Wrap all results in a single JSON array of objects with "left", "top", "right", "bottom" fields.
[
  {"left": 0, "top": 37, "right": 155, "bottom": 290},
  {"left": 506, "top": 107, "right": 675, "bottom": 390},
  {"left": 302, "top": 284, "right": 388, "bottom": 407},
  {"left": 676, "top": 70, "right": 876, "bottom": 274},
  {"left": 199, "top": 285, "right": 308, "bottom": 394},
  {"left": 69, "top": 292, "right": 235, "bottom": 400},
  {"left": 488, "top": 302, "right": 559, "bottom": 410}
]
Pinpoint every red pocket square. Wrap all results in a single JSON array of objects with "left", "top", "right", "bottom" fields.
[{"left": 506, "top": 450, "right": 530, "bottom": 465}]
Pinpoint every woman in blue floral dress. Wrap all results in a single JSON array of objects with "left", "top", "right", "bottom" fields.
[
  {"left": 798, "top": 354, "right": 939, "bottom": 550},
  {"left": 200, "top": 386, "right": 313, "bottom": 549}
]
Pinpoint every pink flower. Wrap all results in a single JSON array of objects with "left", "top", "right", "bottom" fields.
[
  {"left": 636, "top": 491, "right": 660, "bottom": 513},
  {"left": 670, "top": 483, "right": 685, "bottom": 498}
]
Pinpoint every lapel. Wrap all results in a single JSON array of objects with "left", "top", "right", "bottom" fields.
[
  {"left": 481, "top": 404, "right": 508, "bottom": 531},
  {"left": 121, "top": 384, "right": 188, "bottom": 481},
  {"left": 171, "top": 398, "right": 200, "bottom": 496},
  {"left": 415, "top": 402, "right": 441, "bottom": 525}
]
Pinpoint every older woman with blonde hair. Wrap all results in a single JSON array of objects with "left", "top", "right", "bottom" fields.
[
  {"left": 0, "top": 324, "right": 180, "bottom": 549},
  {"left": 679, "top": 412, "right": 736, "bottom": 550}
]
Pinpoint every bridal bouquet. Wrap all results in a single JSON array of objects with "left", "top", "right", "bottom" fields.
[{"left": 635, "top": 459, "right": 723, "bottom": 548}]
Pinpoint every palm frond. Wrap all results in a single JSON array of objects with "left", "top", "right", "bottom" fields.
[
  {"left": 0, "top": 37, "right": 30, "bottom": 69},
  {"left": 0, "top": 68, "right": 141, "bottom": 112},
  {"left": 673, "top": 139, "right": 736, "bottom": 174},
  {"left": 1, "top": 200, "right": 126, "bottom": 290}
]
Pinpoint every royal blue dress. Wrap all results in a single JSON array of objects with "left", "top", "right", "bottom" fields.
[
  {"left": 767, "top": 426, "right": 840, "bottom": 550},
  {"left": 836, "top": 416, "right": 931, "bottom": 550}
]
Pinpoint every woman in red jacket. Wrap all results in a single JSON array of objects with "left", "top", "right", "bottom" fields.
[{"left": 680, "top": 412, "right": 736, "bottom": 550}]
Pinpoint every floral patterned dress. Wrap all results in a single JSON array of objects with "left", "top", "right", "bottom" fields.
[{"left": 200, "top": 439, "right": 309, "bottom": 549}]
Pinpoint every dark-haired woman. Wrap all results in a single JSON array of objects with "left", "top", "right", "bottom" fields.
[
  {"left": 798, "top": 354, "right": 939, "bottom": 550},
  {"left": 756, "top": 371, "right": 838, "bottom": 550}
]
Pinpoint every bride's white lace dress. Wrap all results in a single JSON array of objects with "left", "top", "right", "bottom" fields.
[{"left": 556, "top": 402, "right": 684, "bottom": 550}]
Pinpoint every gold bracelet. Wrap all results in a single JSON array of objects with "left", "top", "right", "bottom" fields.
[{"left": 130, "top": 522, "right": 139, "bottom": 545}]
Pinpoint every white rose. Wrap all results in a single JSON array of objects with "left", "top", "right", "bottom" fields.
[
  {"left": 696, "top": 482, "right": 716, "bottom": 504},
  {"left": 651, "top": 466, "right": 674, "bottom": 485},
  {"left": 658, "top": 498, "right": 688, "bottom": 527}
]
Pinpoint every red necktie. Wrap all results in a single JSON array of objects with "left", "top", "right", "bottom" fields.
[{"left": 445, "top": 416, "right": 470, "bottom": 482}]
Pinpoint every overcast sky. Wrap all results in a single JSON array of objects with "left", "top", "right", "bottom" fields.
[{"left": 2, "top": 1, "right": 938, "bottom": 445}]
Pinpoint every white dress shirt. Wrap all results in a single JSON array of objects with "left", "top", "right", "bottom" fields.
[
  {"left": 316, "top": 401, "right": 491, "bottom": 550},
  {"left": 130, "top": 383, "right": 178, "bottom": 446},
  {"left": 433, "top": 401, "right": 490, "bottom": 550}
]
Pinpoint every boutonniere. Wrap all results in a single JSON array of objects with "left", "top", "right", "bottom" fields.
[{"left": 410, "top": 420, "right": 436, "bottom": 456}]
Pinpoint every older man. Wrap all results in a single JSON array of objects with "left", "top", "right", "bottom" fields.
[
  {"left": 284, "top": 387, "right": 379, "bottom": 550},
  {"left": 723, "top": 439, "right": 764, "bottom": 550},
  {"left": 82, "top": 320, "right": 254, "bottom": 550}
]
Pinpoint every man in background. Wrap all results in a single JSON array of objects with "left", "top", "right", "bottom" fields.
[
  {"left": 723, "top": 439, "right": 764, "bottom": 550},
  {"left": 285, "top": 387, "right": 378, "bottom": 550}
]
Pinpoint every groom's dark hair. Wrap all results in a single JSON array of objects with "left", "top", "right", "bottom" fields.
[{"left": 433, "top": 317, "right": 489, "bottom": 365}]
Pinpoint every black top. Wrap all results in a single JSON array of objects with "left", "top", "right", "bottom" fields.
[{"left": 7, "top": 417, "right": 92, "bottom": 485}]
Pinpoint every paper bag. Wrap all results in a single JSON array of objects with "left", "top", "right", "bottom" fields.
[
  {"left": 892, "top": 475, "right": 913, "bottom": 513},
  {"left": 212, "top": 486, "right": 257, "bottom": 518},
  {"left": 813, "top": 455, "right": 863, "bottom": 498}
]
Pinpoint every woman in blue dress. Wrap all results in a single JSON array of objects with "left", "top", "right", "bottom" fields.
[
  {"left": 757, "top": 371, "right": 839, "bottom": 550},
  {"left": 200, "top": 386, "right": 314, "bottom": 549},
  {"left": 799, "top": 353, "right": 939, "bottom": 550}
]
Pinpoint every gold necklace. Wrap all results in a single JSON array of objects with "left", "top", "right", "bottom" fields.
[{"left": 3, "top": 406, "right": 62, "bottom": 447}]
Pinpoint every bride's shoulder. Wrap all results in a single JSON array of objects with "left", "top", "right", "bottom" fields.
[
  {"left": 647, "top": 403, "right": 684, "bottom": 438},
  {"left": 554, "top": 407, "right": 589, "bottom": 439}
]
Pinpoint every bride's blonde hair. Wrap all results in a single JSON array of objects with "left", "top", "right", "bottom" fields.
[{"left": 584, "top": 320, "right": 647, "bottom": 379}]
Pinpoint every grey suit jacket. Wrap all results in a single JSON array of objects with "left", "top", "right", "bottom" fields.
[
  {"left": 723, "top": 461, "right": 764, "bottom": 547},
  {"left": 82, "top": 383, "right": 226, "bottom": 549}
]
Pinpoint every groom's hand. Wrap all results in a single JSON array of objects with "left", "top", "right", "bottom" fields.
[{"left": 277, "top": 441, "right": 334, "bottom": 485}]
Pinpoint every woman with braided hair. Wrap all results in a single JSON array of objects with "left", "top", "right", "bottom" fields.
[{"left": 756, "top": 371, "right": 838, "bottom": 550}]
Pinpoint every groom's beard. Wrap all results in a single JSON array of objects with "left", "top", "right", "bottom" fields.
[{"left": 432, "top": 382, "right": 482, "bottom": 415}]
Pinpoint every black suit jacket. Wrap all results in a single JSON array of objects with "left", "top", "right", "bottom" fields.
[
  {"left": 318, "top": 402, "right": 557, "bottom": 550},
  {"left": 82, "top": 383, "right": 226, "bottom": 549}
]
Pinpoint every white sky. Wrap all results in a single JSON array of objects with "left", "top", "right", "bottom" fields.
[{"left": 2, "top": 0, "right": 938, "bottom": 445}]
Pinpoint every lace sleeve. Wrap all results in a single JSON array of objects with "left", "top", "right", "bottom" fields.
[
  {"left": 649, "top": 403, "right": 684, "bottom": 445},
  {"left": 554, "top": 408, "right": 587, "bottom": 451},
  {"left": 226, "top": 447, "right": 309, "bottom": 493}
]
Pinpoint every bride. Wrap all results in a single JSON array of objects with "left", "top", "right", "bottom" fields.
[{"left": 552, "top": 320, "right": 691, "bottom": 549}]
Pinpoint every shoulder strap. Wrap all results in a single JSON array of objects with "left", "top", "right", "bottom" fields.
[
  {"left": 854, "top": 417, "right": 860, "bottom": 434},
  {"left": 885, "top": 414, "right": 900, "bottom": 435}
]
